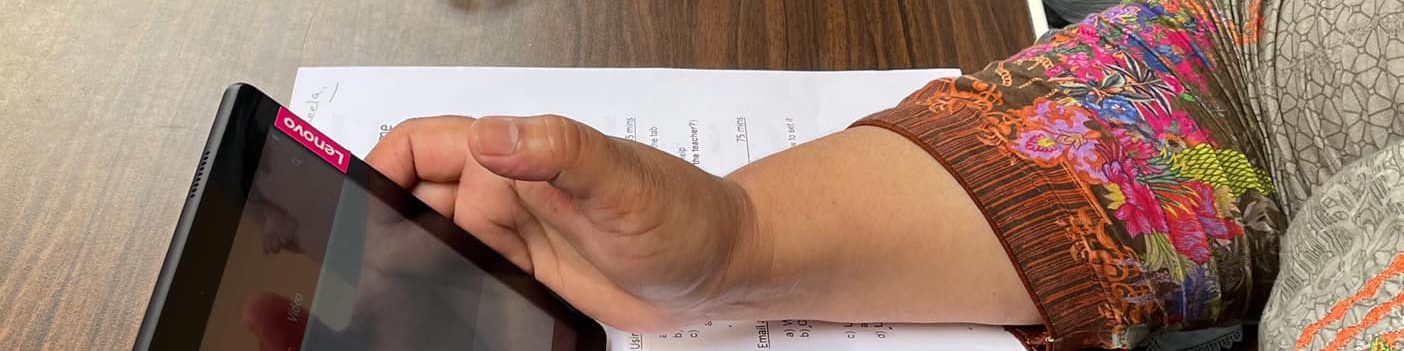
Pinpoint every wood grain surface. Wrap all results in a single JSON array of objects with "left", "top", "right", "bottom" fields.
[{"left": 0, "top": 0, "right": 1031, "bottom": 349}]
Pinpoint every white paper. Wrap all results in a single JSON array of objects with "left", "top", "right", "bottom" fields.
[{"left": 289, "top": 66, "right": 1025, "bottom": 351}]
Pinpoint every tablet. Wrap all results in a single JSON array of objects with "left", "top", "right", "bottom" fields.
[{"left": 134, "top": 84, "right": 607, "bottom": 351}]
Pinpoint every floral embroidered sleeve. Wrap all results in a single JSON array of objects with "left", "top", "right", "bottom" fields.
[{"left": 852, "top": 0, "right": 1286, "bottom": 349}]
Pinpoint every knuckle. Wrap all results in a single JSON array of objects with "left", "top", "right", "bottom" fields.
[
  {"left": 381, "top": 120, "right": 418, "bottom": 139},
  {"left": 395, "top": 116, "right": 439, "bottom": 128},
  {"left": 537, "top": 114, "right": 590, "bottom": 167},
  {"left": 396, "top": 115, "right": 474, "bottom": 130},
  {"left": 385, "top": 116, "right": 436, "bottom": 136},
  {"left": 376, "top": 115, "right": 475, "bottom": 150}
]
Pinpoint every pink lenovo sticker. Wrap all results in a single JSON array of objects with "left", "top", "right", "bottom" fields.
[{"left": 274, "top": 107, "right": 349, "bottom": 173}]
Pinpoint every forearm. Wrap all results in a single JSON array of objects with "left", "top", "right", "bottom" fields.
[{"left": 715, "top": 126, "right": 1040, "bottom": 325}]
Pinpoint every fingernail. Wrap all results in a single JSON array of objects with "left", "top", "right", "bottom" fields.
[{"left": 475, "top": 117, "right": 519, "bottom": 156}]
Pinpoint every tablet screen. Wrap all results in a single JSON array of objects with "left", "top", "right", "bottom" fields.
[{"left": 195, "top": 111, "right": 579, "bottom": 351}]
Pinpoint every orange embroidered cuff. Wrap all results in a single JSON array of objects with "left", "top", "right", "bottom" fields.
[{"left": 852, "top": 78, "right": 1151, "bottom": 350}]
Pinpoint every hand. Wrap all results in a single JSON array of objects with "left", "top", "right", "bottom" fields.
[{"left": 365, "top": 115, "right": 766, "bottom": 332}]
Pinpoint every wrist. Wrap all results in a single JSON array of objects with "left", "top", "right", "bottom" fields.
[{"left": 690, "top": 174, "right": 787, "bottom": 322}]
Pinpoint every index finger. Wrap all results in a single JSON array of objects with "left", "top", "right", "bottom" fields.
[{"left": 365, "top": 116, "right": 478, "bottom": 188}]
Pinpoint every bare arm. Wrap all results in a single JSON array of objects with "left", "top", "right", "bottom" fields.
[{"left": 718, "top": 126, "right": 1040, "bottom": 325}]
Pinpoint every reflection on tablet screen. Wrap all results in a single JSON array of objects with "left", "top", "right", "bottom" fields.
[{"left": 198, "top": 132, "right": 576, "bottom": 351}]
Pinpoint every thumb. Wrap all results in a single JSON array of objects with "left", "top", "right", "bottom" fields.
[{"left": 468, "top": 115, "right": 653, "bottom": 203}]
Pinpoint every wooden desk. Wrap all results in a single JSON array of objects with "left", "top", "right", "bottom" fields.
[{"left": 0, "top": 0, "right": 1031, "bottom": 348}]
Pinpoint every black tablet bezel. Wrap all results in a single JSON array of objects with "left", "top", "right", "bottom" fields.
[{"left": 133, "top": 83, "right": 606, "bottom": 350}]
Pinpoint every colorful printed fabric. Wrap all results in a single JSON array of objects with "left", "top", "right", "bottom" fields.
[{"left": 853, "top": 0, "right": 1287, "bottom": 349}]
